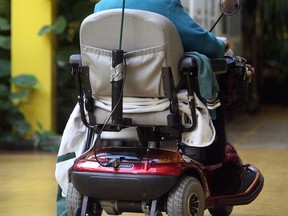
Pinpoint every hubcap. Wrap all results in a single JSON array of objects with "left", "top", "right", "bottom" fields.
[{"left": 189, "top": 193, "right": 200, "bottom": 215}]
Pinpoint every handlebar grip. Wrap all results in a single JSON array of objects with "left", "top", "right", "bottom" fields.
[{"left": 210, "top": 58, "right": 227, "bottom": 75}]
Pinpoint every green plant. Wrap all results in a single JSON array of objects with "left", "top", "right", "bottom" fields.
[
  {"left": 258, "top": 0, "right": 288, "bottom": 103},
  {"left": 34, "top": 122, "right": 58, "bottom": 150},
  {"left": 0, "top": 73, "right": 40, "bottom": 145},
  {"left": 260, "top": 0, "right": 288, "bottom": 64},
  {"left": 0, "top": 0, "right": 51, "bottom": 149},
  {"left": 242, "top": 0, "right": 288, "bottom": 105},
  {"left": 0, "top": 0, "right": 10, "bottom": 52},
  {"left": 0, "top": 0, "right": 20, "bottom": 146},
  {"left": 39, "top": 0, "right": 98, "bottom": 133}
]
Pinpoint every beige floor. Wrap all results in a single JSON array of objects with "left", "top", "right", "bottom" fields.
[
  {"left": 0, "top": 152, "right": 57, "bottom": 216},
  {"left": 0, "top": 105, "right": 287, "bottom": 216}
]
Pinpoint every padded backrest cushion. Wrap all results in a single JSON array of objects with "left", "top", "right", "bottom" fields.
[{"left": 80, "top": 9, "right": 184, "bottom": 97}]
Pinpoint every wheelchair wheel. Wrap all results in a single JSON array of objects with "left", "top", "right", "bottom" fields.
[
  {"left": 66, "top": 183, "right": 103, "bottom": 216},
  {"left": 167, "top": 176, "right": 205, "bottom": 216},
  {"left": 208, "top": 206, "right": 233, "bottom": 216},
  {"left": 66, "top": 182, "right": 82, "bottom": 216}
]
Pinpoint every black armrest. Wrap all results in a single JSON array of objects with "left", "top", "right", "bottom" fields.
[{"left": 180, "top": 57, "right": 227, "bottom": 75}]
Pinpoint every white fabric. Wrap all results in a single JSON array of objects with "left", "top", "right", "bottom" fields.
[
  {"left": 95, "top": 96, "right": 170, "bottom": 113},
  {"left": 94, "top": 91, "right": 215, "bottom": 147},
  {"left": 55, "top": 105, "right": 88, "bottom": 197},
  {"left": 81, "top": 44, "right": 172, "bottom": 97}
]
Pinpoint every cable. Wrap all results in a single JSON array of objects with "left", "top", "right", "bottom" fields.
[{"left": 119, "top": 0, "right": 126, "bottom": 50}]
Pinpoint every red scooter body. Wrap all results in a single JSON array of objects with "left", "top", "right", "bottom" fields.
[{"left": 70, "top": 142, "right": 263, "bottom": 215}]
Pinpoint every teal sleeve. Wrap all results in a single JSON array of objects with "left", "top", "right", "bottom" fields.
[
  {"left": 167, "top": 0, "right": 225, "bottom": 58},
  {"left": 94, "top": 0, "right": 225, "bottom": 58}
]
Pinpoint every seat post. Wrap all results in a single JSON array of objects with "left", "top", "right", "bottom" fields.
[{"left": 111, "top": 49, "right": 124, "bottom": 125}]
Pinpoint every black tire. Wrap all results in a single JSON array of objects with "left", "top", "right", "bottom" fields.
[
  {"left": 167, "top": 176, "right": 205, "bottom": 216},
  {"left": 208, "top": 206, "right": 233, "bottom": 216},
  {"left": 66, "top": 182, "right": 82, "bottom": 216}
]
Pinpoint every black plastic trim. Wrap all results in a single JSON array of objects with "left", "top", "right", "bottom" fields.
[
  {"left": 216, "top": 170, "right": 264, "bottom": 207},
  {"left": 71, "top": 171, "right": 178, "bottom": 201}
]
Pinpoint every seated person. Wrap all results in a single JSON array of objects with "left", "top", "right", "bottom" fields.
[
  {"left": 94, "top": 0, "right": 253, "bottom": 194},
  {"left": 94, "top": 0, "right": 229, "bottom": 171}
]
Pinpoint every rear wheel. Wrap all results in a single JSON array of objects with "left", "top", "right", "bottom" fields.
[
  {"left": 66, "top": 182, "right": 82, "bottom": 216},
  {"left": 167, "top": 176, "right": 205, "bottom": 216},
  {"left": 66, "top": 183, "right": 103, "bottom": 216},
  {"left": 208, "top": 206, "right": 233, "bottom": 216}
]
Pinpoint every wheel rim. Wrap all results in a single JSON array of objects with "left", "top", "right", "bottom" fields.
[{"left": 188, "top": 192, "right": 200, "bottom": 215}]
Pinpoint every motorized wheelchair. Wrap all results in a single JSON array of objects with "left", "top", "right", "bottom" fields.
[{"left": 65, "top": 6, "right": 263, "bottom": 216}]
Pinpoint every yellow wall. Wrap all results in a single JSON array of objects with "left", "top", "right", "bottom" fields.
[{"left": 11, "top": 0, "right": 55, "bottom": 132}]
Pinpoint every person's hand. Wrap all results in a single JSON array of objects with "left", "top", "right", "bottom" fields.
[
  {"left": 245, "top": 64, "right": 255, "bottom": 83},
  {"left": 225, "top": 48, "right": 234, "bottom": 57},
  {"left": 217, "top": 37, "right": 231, "bottom": 51}
]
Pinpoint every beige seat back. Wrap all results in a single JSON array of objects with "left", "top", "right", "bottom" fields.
[{"left": 80, "top": 9, "right": 184, "bottom": 97}]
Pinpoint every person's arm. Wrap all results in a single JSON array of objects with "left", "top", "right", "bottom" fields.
[{"left": 167, "top": 0, "right": 226, "bottom": 58}]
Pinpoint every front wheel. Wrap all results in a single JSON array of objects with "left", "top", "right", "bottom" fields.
[
  {"left": 208, "top": 206, "right": 233, "bottom": 216},
  {"left": 167, "top": 176, "right": 205, "bottom": 216}
]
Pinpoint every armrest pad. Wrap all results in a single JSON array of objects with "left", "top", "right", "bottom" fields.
[
  {"left": 69, "top": 54, "right": 82, "bottom": 65},
  {"left": 180, "top": 57, "right": 227, "bottom": 75}
]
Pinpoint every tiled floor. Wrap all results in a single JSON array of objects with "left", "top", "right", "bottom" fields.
[{"left": 0, "top": 105, "right": 287, "bottom": 216}]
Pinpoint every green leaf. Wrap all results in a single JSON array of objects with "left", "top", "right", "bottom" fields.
[
  {"left": 38, "top": 16, "right": 67, "bottom": 36},
  {"left": 7, "top": 110, "right": 25, "bottom": 124},
  {"left": 0, "top": 59, "right": 11, "bottom": 78},
  {"left": 0, "top": 0, "right": 10, "bottom": 17},
  {"left": 11, "top": 74, "right": 38, "bottom": 88},
  {"left": 0, "top": 35, "right": 10, "bottom": 50},
  {"left": 15, "top": 120, "right": 31, "bottom": 134},
  {"left": 51, "top": 16, "right": 67, "bottom": 34},
  {"left": 0, "top": 99, "right": 15, "bottom": 110},
  {"left": 32, "top": 82, "right": 42, "bottom": 90},
  {"left": 36, "top": 121, "right": 44, "bottom": 130},
  {"left": 38, "top": 25, "right": 51, "bottom": 36},
  {"left": 10, "top": 89, "right": 30, "bottom": 100},
  {"left": 0, "top": 17, "right": 10, "bottom": 31},
  {"left": 0, "top": 84, "right": 9, "bottom": 97}
]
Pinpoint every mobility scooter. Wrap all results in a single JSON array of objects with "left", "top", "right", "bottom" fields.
[{"left": 66, "top": 0, "right": 264, "bottom": 215}]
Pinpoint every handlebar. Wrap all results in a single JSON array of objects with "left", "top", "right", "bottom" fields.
[{"left": 225, "top": 55, "right": 248, "bottom": 81}]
